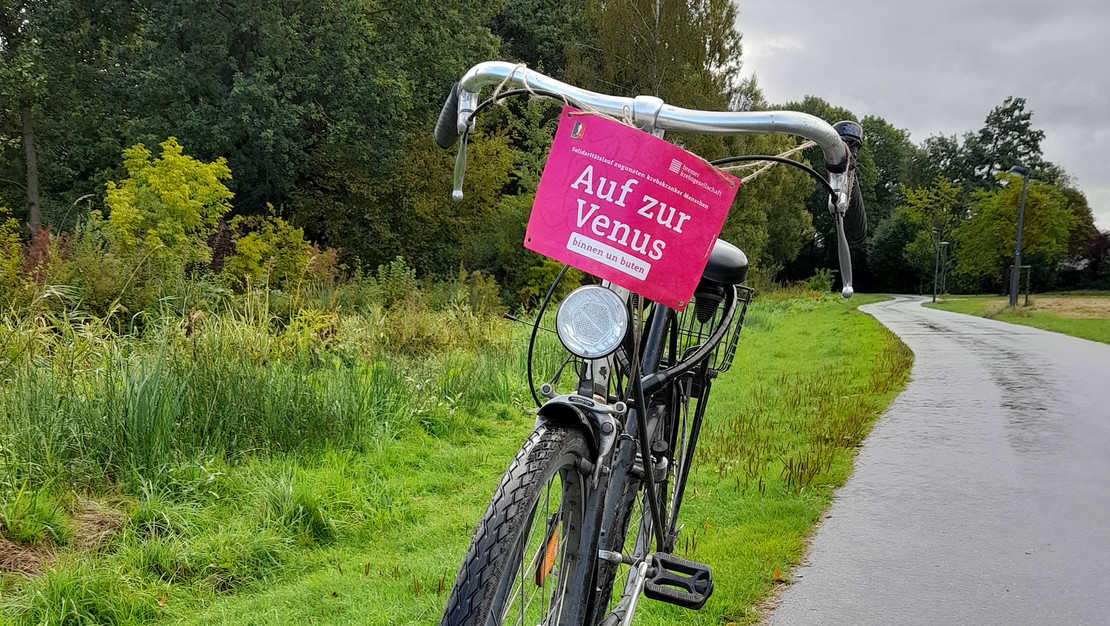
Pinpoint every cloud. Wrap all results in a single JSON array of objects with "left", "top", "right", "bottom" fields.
[{"left": 735, "top": 0, "right": 1110, "bottom": 227}]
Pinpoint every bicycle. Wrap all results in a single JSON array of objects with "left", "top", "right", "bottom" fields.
[{"left": 432, "top": 61, "right": 866, "bottom": 626}]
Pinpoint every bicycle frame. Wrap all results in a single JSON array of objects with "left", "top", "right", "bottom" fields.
[{"left": 436, "top": 61, "right": 859, "bottom": 626}]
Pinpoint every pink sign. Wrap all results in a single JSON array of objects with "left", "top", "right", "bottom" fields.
[{"left": 525, "top": 108, "right": 740, "bottom": 310}]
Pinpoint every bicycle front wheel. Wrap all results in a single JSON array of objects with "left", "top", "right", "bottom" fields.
[{"left": 441, "top": 425, "right": 592, "bottom": 626}]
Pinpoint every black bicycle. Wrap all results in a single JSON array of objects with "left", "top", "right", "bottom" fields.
[{"left": 433, "top": 62, "right": 865, "bottom": 626}]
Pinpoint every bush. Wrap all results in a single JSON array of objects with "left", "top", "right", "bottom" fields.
[
  {"left": 0, "top": 208, "right": 23, "bottom": 305},
  {"left": 803, "top": 268, "right": 835, "bottom": 293},
  {"left": 222, "top": 208, "right": 311, "bottom": 292}
]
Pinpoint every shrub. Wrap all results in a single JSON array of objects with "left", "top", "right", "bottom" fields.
[
  {"left": 222, "top": 208, "right": 311, "bottom": 292},
  {"left": 0, "top": 208, "right": 23, "bottom": 303},
  {"left": 375, "top": 256, "right": 419, "bottom": 310},
  {"left": 103, "top": 137, "right": 232, "bottom": 266},
  {"left": 803, "top": 268, "right": 835, "bottom": 293},
  {"left": 79, "top": 137, "right": 233, "bottom": 313}
]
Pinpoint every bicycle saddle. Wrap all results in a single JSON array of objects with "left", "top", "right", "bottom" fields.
[{"left": 702, "top": 239, "right": 748, "bottom": 285}]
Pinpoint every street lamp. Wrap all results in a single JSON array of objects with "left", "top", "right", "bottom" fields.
[
  {"left": 1008, "top": 165, "right": 1030, "bottom": 307},
  {"left": 939, "top": 241, "right": 950, "bottom": 295},
  {"left": 931, "top": 229, "right": 949, "bottom": 303}
]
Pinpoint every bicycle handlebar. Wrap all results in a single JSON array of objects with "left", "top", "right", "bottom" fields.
[{"left": 435, "top": 61, "right": 862, "bottom": 297}]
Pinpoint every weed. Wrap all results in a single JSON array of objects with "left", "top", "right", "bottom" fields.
[
  {"left": 0, "top": 485, "right": 71, "bottom": 547},
  {"left": 10, "top": 557, "right": 158, "bottom": 625},
  {"left": 259, "top": 473, "right": 337, "bottom": 544}
]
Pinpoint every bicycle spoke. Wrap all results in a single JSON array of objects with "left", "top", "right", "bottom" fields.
[{"left": 498, "top": 470, "right": 576, "bottom": 626}]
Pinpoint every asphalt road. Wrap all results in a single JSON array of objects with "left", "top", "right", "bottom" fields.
[{"left": 767, "top": 295, "right": 1110, "bottom": 625}]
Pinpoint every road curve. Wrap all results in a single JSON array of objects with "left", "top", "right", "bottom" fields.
[{"left": 767, "top": 295, "right": 1110, "bottom": 625}]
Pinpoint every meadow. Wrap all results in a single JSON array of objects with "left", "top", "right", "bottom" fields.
[
  {"left": 0, "top": 282, "right": 910, "bottom": 625},
  {"left": 926, "top": 293, "right": 1110, "bottom": 344}
]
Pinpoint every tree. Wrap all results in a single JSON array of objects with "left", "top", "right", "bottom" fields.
[
  {"left": 779, "top": 96, "right": 874, "bottom": 285},
  {"left": 963, "top": 96, "right": 1045, "bottom": 185},
  {"left": 955, "top": 177, "right": 1073, "bottom": 288},
  {"left": 861, "top": 115, "right": 917, "bottom": 224},
  {"left": 0, "top": 0, "right": 40, "bottom": 232},
  {"left": 866, "top": 207, "right": 919, "bottom": 293},
  {"left": 1060, "top": 187, "right": 1097, "bottom": 264},
  {"left": 492, "top": 0, "right": 587, "bottom": 78},
  {"left": 899, "top": 176, "right": 965, "bottom": 284},
  {"left": 566, "top": 0, "right": 742, "bottom": 130}
]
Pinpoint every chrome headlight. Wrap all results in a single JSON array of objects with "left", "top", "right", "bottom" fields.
[{"left": 555, "top": 285, "right": 629, "bottom": 359}]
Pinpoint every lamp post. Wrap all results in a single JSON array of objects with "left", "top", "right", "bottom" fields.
[
  {"left": 931, "top": 228, "right": 944, "bottom": 303},
  {"left": 939, "top": 241, "right": 950, "bottom": 295},
  {"left": 1008, "top": 165, "right": 1030, "bottom": 307},
  {"left": 932, "top": 241, "right": 949, "bottom": 302}
]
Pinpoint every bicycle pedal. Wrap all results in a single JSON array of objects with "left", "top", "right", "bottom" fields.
[{"left": 643, "top": 553, "right": 714, "bottom": 610}]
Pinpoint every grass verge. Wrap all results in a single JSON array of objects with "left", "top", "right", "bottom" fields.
[
  {"left": 0, "top": 294, "right": 911, "bottom": 625},
  {"left": 925, "top": 294, "right": 1110, "bottom": 344}
]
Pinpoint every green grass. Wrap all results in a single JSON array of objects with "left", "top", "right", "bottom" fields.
[
  {"left": 925, "top": 294, "right": 1110, "bottom": 344},
  {"left": 0, "top": 294, "right": 911, "bottom": 625}
]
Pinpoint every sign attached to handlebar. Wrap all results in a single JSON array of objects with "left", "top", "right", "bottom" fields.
[{"left": 526, "top": 108, "right": 740, "bottom": 310}]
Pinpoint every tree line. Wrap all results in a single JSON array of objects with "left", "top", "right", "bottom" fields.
[{"left": 2, "top": 0, "right": 1106, "bottom": 311}]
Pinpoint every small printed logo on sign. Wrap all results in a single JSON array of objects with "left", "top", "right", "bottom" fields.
[
  {"left": 668, "top": 158, "right": 682, "bottom": 173},
  {"left": 571, "top": 121, "right": 586, "bottom": 140}
]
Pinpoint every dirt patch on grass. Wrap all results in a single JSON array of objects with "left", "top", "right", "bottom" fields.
[
  {"left": 0, "top": 500, "right": 126, "bottom": 576},
  {"left": 70, "top": 500, "right": 127, "bottom": 551},
  {"left": 0, "top": 537, "right": 48, "bottom": 575},
  {"left": 1031, "top": 297, "right": 1110, "bottom": 319}
]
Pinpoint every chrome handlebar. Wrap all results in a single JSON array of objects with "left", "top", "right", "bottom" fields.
[{"left": 441, "top": 61, "right": 858, "bottom": 298}]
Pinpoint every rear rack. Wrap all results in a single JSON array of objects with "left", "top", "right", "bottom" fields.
[{"left": 676, "top": 284, "right": 753, "bottom": 374}]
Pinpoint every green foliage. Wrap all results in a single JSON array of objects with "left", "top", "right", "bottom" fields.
[
  {"left": 375, "top": 257, "right": 419, "bottom": 310},
  {"left": 803, "top": 268, "right": 835, "bottom": 293},
  {"left": 899, "top": 176, "right": 964, "bottom": 277},
  {"left": 0, "top": 207, "right": 24, "bottom": 303},
  {"left": 955, "top": 178, "right": 1074, "bottom": 285},
  {"left": 223, "top": 210, "right": 311, "bottom": 292},
  {"left": 721, "top": 134, "right": 816, "bottom": 268},
  {"left": 103, "top": 138, "right": 232, "bottom": 264},
  {"left": 492, "top": 0, "right": 586, "bottom": 77},
  {"left": 866, "top": 207, "right": 919, "bottom": 293},
  {"left": 861, "top": 115, "right": 918, "bottom": 223},
  {"left": 778, "top": 96, "right": 874, "bottom": 283}
]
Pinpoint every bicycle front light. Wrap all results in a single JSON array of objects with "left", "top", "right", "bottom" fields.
[{"left": 555, "top": 285, "right": 629, "bottom": 359}]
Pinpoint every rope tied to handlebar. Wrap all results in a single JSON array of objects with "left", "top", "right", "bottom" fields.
[
  {"left": 718, "top": 140, "right": 818, "bottom": 184},
  {"left": 491, "top": 64, "right": 640, "bottom": 130},
  {"left": 491, "top": 63, "right": 571, "bottom": 109}
]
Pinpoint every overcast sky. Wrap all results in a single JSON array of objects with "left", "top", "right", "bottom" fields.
[{"left": 734, "top": 0, "right": 1110, "bottom": 229}]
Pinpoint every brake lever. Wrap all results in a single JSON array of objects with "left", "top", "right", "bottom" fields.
[
  {"left": 827, "top": 171, "right": 853, "bottom": 299},
  {"left": 450, "top": 90, "right": 482, "bottom": 202},
  {"left": 452, "top": 132, "right": 468, "bottom": 202}
]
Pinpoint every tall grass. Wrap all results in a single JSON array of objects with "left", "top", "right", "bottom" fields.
[{"left": 0, "top": 299, "right": 516, "bottom": 493}]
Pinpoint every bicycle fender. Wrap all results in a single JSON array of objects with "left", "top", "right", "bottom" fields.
[{"left": 534, "top": 399, "right": 603, "bottom": 459}]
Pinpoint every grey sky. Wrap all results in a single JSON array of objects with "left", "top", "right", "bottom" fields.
[{"left": 735, "top": 0, "right": 1110, "bottom": 229}]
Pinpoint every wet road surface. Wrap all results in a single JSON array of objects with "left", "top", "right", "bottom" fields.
[{"left": 767, "top": 295, "right": 1110, "bottom": 625}]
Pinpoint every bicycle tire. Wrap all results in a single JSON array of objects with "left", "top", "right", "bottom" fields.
[{"left": 441, "top": 425, "right": 592, "bottom": 626}]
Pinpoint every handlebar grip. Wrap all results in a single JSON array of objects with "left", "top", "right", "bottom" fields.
[
  {"left": 843, "top": 175, "right": 867, "bottom": 245},
  {"left": 434, "top": 83, "right": 462, "bottom": 149}
]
